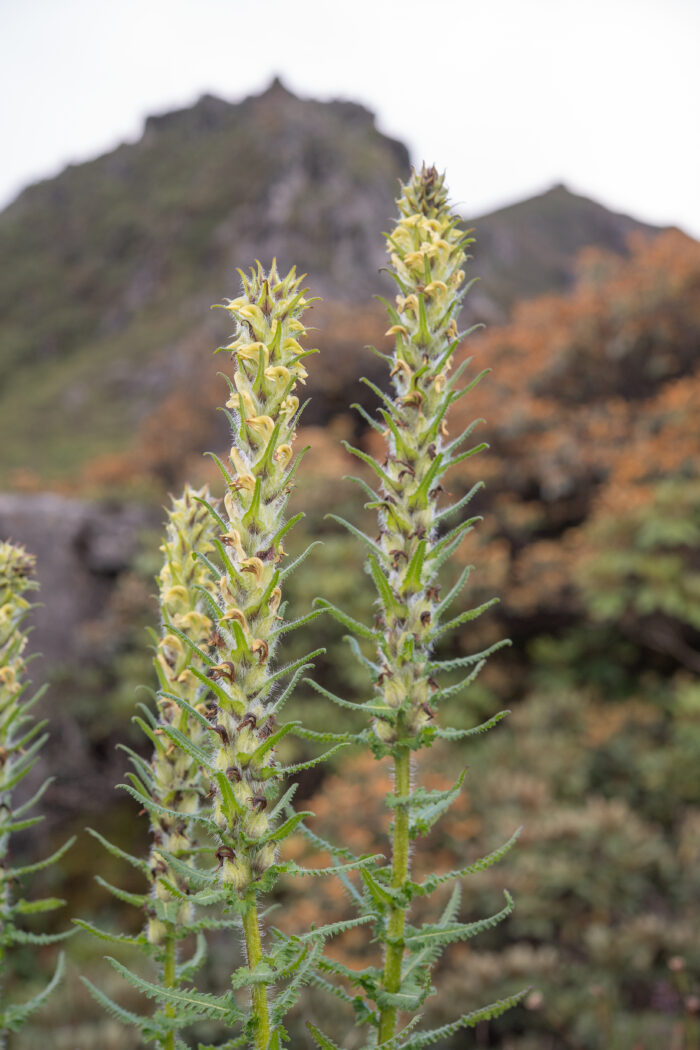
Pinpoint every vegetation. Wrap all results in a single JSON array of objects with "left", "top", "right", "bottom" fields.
[
  {"left": 0, "top": 543, "right": 73, "bottom": 1042},
  {"left": 303, "top": 166, "right": 526, "bottom": 1046},
  {"left": 0, "top": 85, "right": 698, "bottom": 1050}
]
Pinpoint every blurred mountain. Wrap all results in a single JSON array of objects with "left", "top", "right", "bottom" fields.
[
  {"left": 0, "top": 78, "right": 666, "bottom": 486},
  {"left": 466, "top": 181, "right": 665, "bottom": 323}
]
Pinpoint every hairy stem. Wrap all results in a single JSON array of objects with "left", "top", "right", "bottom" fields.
[
  {"left": 162, "top": 935, "right": 176, "bottom": 1050},
  {"left": 242, "top": 899, "right": 271, "bottom": 1050},
  {"left": 379, "top": 743, "right": 411, "bottom": 1043}
]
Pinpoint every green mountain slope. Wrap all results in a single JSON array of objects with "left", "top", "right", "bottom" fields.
[
  {"left": 467, "top": 181, "right": 665, "bottom": 322},
  {"left": 0, "top": 80, "right": 666, "bottom": 485}
]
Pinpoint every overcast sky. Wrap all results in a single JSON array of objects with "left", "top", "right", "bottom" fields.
[{"left": 2, "top": 0, "right": 699, "bottom": 234}]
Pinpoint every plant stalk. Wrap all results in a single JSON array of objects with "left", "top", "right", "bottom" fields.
[
  {"left": 162, "top": 935, "right": 176, "bottom": 1050},
  {"left": 242, "top": 898, "right": 271, "bottom": 1050},
  {"left": 379, "top": 743, "right": 411, "bottom": 1043}
]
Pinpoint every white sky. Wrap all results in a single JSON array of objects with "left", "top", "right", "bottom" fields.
[{"left": 2, "top": 0, "right": 699, "bottom": 234}]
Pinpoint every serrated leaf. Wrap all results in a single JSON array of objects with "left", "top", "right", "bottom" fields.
[
  {"left": 8, "top": 928, "right": 74, "bottom": 946},
  {"left": 14, "top": 896, "right": 64, "bottom": 915},
  {"left": 433, "top": 709, "right": 510, "bottom": 739},
  {"left": 73, "top": 919, "right": 147, "bottom": 948},
  {"left": 160, "top": 723, "right": 214, "bottom": 772},
  {"left": 94, "top": 876, "right": 148, "bottom": 908},
  {"left": 307, "top": 1023, "right": 344, "bottom": 1050},
  {"left": 107, "top": 957, "right": 243, "bottom": 1022},
  {"left": 2, "top": 952, "right": 66, "bottom": 1030},
  {"left": 368, "top": 554, "right": 403, "bottom": 617},
  {"left": 404, "top": 891, "right": 514, "bottom": 951},
  {"left": 8, "top": 835, "right": 75, "bottom": 879},
  {"left": 274, "top": 742, "right": 348, "bottom": 777},
  {"left": 427, "top": 638, "right": 511, "bottom": 674},
  {"left": 418, "top": 827, "right": 522, "bottom": 894},
  {"left": 397, "top": 987, "right": 530, "bottom": 1048},
  {"left": 313, "top": 598, "right": 378, "bottom": 641},
  {"left": 429, "top": 597, "right": 499, "bottom": 643},
  {"left": 360, "top": 866, "right": 398, "bottom": 911},
  {"left": 86, "top": 827, "right": 150, "bottom": 874}
]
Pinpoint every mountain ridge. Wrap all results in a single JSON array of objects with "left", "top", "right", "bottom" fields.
[{"left": 0, "top": 79, "right": 674, "bottom": 486}]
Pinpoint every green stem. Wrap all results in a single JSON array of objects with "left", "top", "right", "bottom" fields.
[
  {"left": 162, "top": 933, "right": 176, "bottom": 1050},
  {"left": 378, "top": 745, "right": 411, "bottom": 1044},
  {"left": 242, "top": 898, "right": 271, "bottom": 1050}
]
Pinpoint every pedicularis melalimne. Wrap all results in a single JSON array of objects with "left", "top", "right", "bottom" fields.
[
  {"left": 305, "top": 165, "right": 528, "bottom": 1049},
  {"left": 21, "top": 167, "right": 526, "bottom": 1049},
  {"left": 0, "top": 542, "right": 73, "bottom": 1045}
]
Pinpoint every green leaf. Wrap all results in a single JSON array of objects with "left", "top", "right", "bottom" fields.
[
  {"left": 313, "top": 598, "right": 378, "bottom": 641},
  {"left": 159, "top": 689, "right": 211, "bottom": 731},
  {"left": 427, "top": 638, "right": 511, "bottom": 674},
  {"left": 419, "top": 827, "right": 523, "bottom": 894},
  {"left": 162, "top": 622, "right": 216, "bottom": 669},
  {"left": 107, "top": 957, "right": 243, "bottom": 1022},
  {"left": 265, "top": 649, "right": 325, "bottom": 690},
  {"left": 12, "top": 775, "right": 54, "bottom": 818},
  {"left": 429, "top": 597, "right": 499, "bottom": 642},
  {"left": 279, "top": 540, "right": 323, "bottom": 580},
  {"left": 118, "top": 782, "right": 211, "bottom": 830},
  {"left": 283, "top": 855, "right": 384, "bottom": 880},
  {"left": 430, "top": 659, "right": 487, "bottom": 703},
  {"left": 368, "top": 553, "right": 403, "bottom": 617},
  {"left": 303, "top": 677, "right": 369, "bottom": 711},
  {"left": 344, "top": 634, "right": 380, "bottom": 676},
  {"left": 214, "top": 770, "right": 246, "bottom": 819},
  {"left": 433, "top": 710, "right": 510, "bottom": 739},
  {"left": 2, "top": 952, "right": 66, "bottom": 1031},
  {"left": 359, "top": 375, "right": 398, "bottom": 413},
  {"left": 360, "top": 868, "right": 398, "bottom": 909},
  {"left": 398, "top": 987, "right": 530, "bottom": 1048},
  {"left": 86, "top": 827, "right": 150, "bottom": 875},
  {"left": 14, "top": 896, "right": 64, "bottom": 915},
  {"left": 177, "top": 932, "right": 208, "bottom": 983},
  {"left": 403, "top": 539, "right": 427, "bottom": 593},
  {"left": 434, "top": 563, "right": 474, "bottom": 618},
  {"left": 8, "top": 835, "right": 75, "bottom": 879},
  {"left": 0, "top": 815, "right": 43, "bottom": 835},
  {"left": 270, "top": 662, "right": 315, "bottom": 716},
  {"left": 427, "top": 516, "right": 481, "bottom": 567},
  {"left": 247, "top": 721, "right": 301, "bottom": 769},
  {"left": 239, "top": 474, "right": 261, "bottom": 529},
  {"left": 212, "top": 538, "right": 245, "bottom": 588},
  {"left": 9, "top": 928, "right": 75, "bottom": 946},
  {"left": 94, "top": 876, "right": 148, "bottom": 908},
  {"left": 435, "top": 481, "right": 484, "bottom": 523},
  {"left": 192, "top": 493, "right": 229, "bottom": 534},
  {"left": 81, "top": 977, "right": 154, "bottom": 1031},
  {"left": 447, "top": 442, "right": 489, "bottom": 469},
  {"left": 269, "top": 783, "right": 299, "bottom": 821},
  {"left": 270, "top": 606, "right": 324, "bottom": 641},
  {"left": 325, "top": 513, "right": 389, "bottom": 563},
  {"left": 275, "top": 742, "right": 348, "bottom": 777},
  {"left": 73, "top": 919, "right": 147, "bottom": 948},
  {"left": 189, "top": 665, "right": 245, "bottom": 716},
  {"left": 302, "top": 911, "right": 377, "bottom": 944},
  {"left": 290, "top": 726, "right": 350, "bottom": 744},
  {"left": 341, "top": 440, "right": 396, "bottom": 491},
  {"left": 404, "top": 891, "right": 514, "bottom": 951},
  {"left": 405, "top": 770, "right": 468, "bottom": 838},
  {"left": 160, "top": 723, "right": 214, "bottom": 771},
  {"left": 307, "top": 1024, "right": 344, "bottom": 1050}
]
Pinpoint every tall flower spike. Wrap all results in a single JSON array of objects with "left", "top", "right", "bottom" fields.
[
  {"left": 185, "top": 261, "right": 353, "bottom": 1050},
  {"left": 148, "top": 483, "right": 219, "bottom": 945},
  {"left": 308, "top": 167, "right": 527, "bottom": 1048},
  {"left": 0, "top": 542, "right": 73, "bottom": 1043},
  {"left": 79, "top": 487, "right": 224, "bottom": 1050}
]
